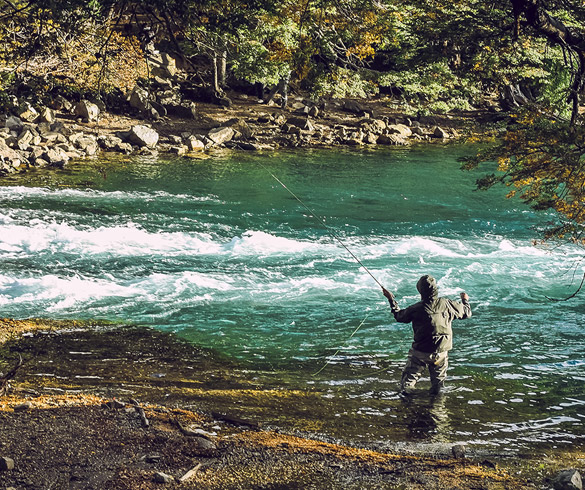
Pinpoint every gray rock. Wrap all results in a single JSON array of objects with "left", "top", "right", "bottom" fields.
[
  {"left": 5, "top": 115, "right": 23, "bottom": 132},
  {"left": 43, "top": 132, "right": 68, "bottom": 144},
  {"left": 33, "top": 158, "right": 49, "bottom": 167},
  {"left": 169, "top": 145, "right": 188, "bottom": 156},
  {"left": 364, "top": 132, "right": 378, "bottom": 144},
  {"left": 164, "top": 103, "right": 197, "bottom": 119},
  {"left": 18, "top": 101, "right": 39, "bottom": 123},
  {"left": 433, "top": 126, "right": 449, "bottom": 139},
  {"left": 72, "top": 134, "right": 99, "bottom": 156},
  {"left": 193, "top": 436, "right": 216, "bottom": 450},
  {"left": 153, "top": 471, "right": 174, "bottom": 483},
  {"left": 127, "top": 125, "right": 159, "bottom": 148},
  {"left": 0, "top": 457, "right": 14, "bottom": 471},
  {"left": 43, "top": 147, "right": 70, "bottom": 166},
  {"left": 286, "top": 116, "right": 314, "bottom": 131},
  {"left": 17, "top": 128, "right": 39, "bottom": 148},
  {"left": 378, "top": 134, "right": 409, "bottom": 146},
  {"left": 553, "top": 469, "right": 583, "bottom": 490},
  {"left": 51, "top": 95, "right": 73, "bottom": 112},
  {"left": 451, "top": 444, "right": 466, "bottom": 459},
  {"left": 39, "top": 107, "right": 56, "bottom": 124},
  {"left": 386, "top": 124, "right": 412, "bottom": 138},
  {"left": 0, "top": 139, "right": 23, "bottom": 169},
  {"left": 13, "top": 402, "right": 32, "bottom": 412},
  {"left": 185, "top": 136, "right": 205, "bottom": 151},
  {"left": 74, "top": 100, "right": 100, "bottom": 122},
  {"left": 359, "top": 118, "right": 386, "bottom": 134},
  {"left": 343, "top": 100, "right": 365, "bottom": 114},
  {"left": 149, "top": 52, "right": 178, "bottom": 79},
  {"left": 207, "top": 126, "right": 235, "bottom": 145},
  {"left": 128, "top": 86, "right": 152, "bottom": 114},
  {"left": 223, "top": 118, "right": 252, "bottom": 139}
]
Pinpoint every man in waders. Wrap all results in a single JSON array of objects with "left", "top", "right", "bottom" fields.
[{"left": 382, "top": 275, "right": 471, "bottom": 396}]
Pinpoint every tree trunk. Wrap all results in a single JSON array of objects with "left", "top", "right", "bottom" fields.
[{"left": 512, "top": 0, "right": 585, "bottom": 124}]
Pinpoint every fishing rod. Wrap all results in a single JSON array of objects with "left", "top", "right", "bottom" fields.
[{"left": 259, "top": 163, "right": 385, "bottom": 290}]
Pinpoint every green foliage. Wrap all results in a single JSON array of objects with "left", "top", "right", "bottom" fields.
[
  {"left": 313, "top": 67, "right": 379, "bottom": 99},
  {"left": 378, "top": 62, "right": 480, "bottom": 112}
]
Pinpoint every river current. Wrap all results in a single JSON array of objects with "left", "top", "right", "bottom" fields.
[{"left": 0, "top": 146, "right": 583, "bottom": 454}]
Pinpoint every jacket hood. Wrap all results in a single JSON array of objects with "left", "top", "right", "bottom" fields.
[{"left": 416, "top": 275, "right": 438, "bottom": 300}]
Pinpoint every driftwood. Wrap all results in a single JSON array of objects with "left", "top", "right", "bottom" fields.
[
  {"left": 0, "top": 355, "right": 23, "bottom": 395},
  {"left": 179, "top": 462, "right": 203, "bottom": 482}
]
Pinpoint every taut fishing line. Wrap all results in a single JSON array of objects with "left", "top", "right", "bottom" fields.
[
  {"left": 257, "top": 161, "right": 386, "bottom": 376},
  {"left": 258, "top": 162, "right": 384, "bottom": 289}
]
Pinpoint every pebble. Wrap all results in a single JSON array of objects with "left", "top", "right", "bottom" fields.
[{"left": 0, "top": 456, "right": 15, "bottom": 471}]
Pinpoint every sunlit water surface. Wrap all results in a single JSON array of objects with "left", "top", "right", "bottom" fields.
[{"left": 0, "top": 146, "right": 583, "bottom": 453}]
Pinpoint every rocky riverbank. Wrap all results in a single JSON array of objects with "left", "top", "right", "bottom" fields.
[
  {"left": 0, "top": 319, "right": 582, "bottom": 489},
  {"left": 0, "top": 52, "right": 502, "bottom": 177}
]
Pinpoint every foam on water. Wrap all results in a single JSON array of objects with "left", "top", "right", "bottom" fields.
[{"left": 0, "top": 148, "right": 583, "bottom": 451}]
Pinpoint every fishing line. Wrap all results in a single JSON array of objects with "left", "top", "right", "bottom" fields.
[
  {"left": 259, "top": 162, "right": 385, "bottom": 290},
  {"left": 312, "top": 313, "right": 369, "bottom": 376}
]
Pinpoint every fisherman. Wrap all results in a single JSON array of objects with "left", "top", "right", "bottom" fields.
[{"left": 382, "top": 275, "right": 471, "bottom": 395}]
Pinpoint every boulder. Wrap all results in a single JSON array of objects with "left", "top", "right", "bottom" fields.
[
  {"left": 359, "top": 118, "right": 386, "bottom": 134},
  {"left": 364, "top": 132, "right": 378, "bottom": 144},
  {"left": 17, "top": 128, "right": 40, "bottom": 148},
  {"left": 154, "top": 472, "right": 174, "bottom": 484},
  {"left": 74, "top": 100, "right": 100, "bottom": 122},
  {"left": 43, "top": 147, "right": 71, "bottom": 166},
  {"left": 39, "top": 107, "right": 56, "bottom": 124},
  {"left": 43, "top": 132, "right": 69, "bottom": 144},
  {"left": 97, "top": 134, "right": 133, "bottom": 154},
  {"left": 223, "top": 118, "right": 252, "bottom": 139},
  {"left": 128, "top": 86, "right": 152, "bottom": 114},
  {"left": 553, "top": 469, "right": 583, "bottom": 490},
  {"left": 286, "top": 116, "right": 315, "bottom": 131},
  {"left": 207, "top": 126, "right": 235, "bottom": 145},
  {"left": 378, "top": 134, "right": 409, "bottom": 145},
  {"left": 185, "top": 136, "right": 205, "bottom": 151},
  {"left": 451, "top": 444, "right": 466, "bottom": 459},
  {"left": 433, "top": 126, "right": 449, "bottom": 139},
  {"left": 386, "top": 124, "right": 412, "bottom": 138},
  {"left": 50, "top": 95, "right": 73, "bottom": 112},
  {"left": 71, "top": 134, "right": 99, "bottom": 156},
  {"left": 164, "top": 103, "right": 197, "bottom": 119},
  {"left": 148, "top": 52, "right": 178, "bottom": 79},
  {"left": 343, "top": 100, "right": 366, "bottom": 114},
  {"left": 127, "top": 125, "right": 159, "bottom": 148},
  {"left": 0, "top": 139, "right": 23, "bottom": 169},
  {"left": 5, "top": 116, "right": 23, "bottom": 132},
  {"left": 18, "top": 101, "right": 39, "bottom": 123}
]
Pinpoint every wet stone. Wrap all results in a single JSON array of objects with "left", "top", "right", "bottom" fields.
[
  {"left": 0, "top": 457, "right": 15, "bottom": 471},
  {"left": 553, "top": 469, "right": 583, "bottom": 490}
]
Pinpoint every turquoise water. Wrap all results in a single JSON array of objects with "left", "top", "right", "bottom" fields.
[{"left": 0, "top": 146, "right": 583, "bottom": 452}]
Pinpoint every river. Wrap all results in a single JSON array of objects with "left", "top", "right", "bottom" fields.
[{"left": 0, "top": 145, "right": 583, "bottom": 455}]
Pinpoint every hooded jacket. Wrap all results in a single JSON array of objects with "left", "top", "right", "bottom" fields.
[{"left": 392, "top": 275, "right": 471, "bottom": 353}]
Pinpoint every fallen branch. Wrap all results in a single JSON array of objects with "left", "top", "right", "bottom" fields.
[
  {"left": 546, "top": 272, "right": 585, "bottom": 302},
  {"left": 179, "top": 462, "right": 203, "bottom": 482},
  {"left": 0, "top": 354, "right": 23, "bottom": 395}
]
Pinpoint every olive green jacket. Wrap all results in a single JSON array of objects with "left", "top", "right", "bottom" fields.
[{"left": 390, "top": 275, "right": 472, "bottom": 353}]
